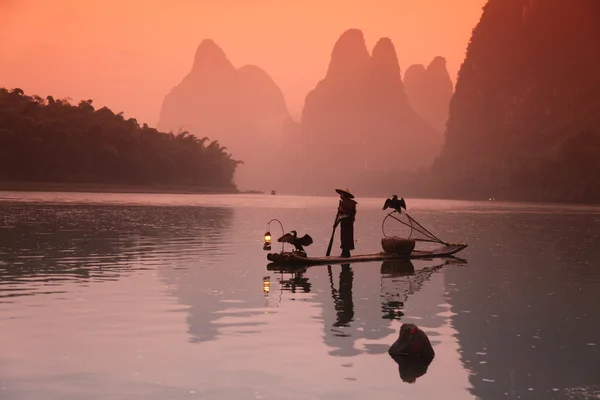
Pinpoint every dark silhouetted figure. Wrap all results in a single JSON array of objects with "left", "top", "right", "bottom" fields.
[
  {"left": 336, "top": 188, "right": 357, "bottom": 257},
  {"left": 382, "top": 195, "right": 407, "bottom": 212},
  {"left": 278, "top": 230, "right": 313, "bottom": 255}
]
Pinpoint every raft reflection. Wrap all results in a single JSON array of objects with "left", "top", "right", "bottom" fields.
[
  {"left": 266, "top": 257, "right": 465, "bottom": 359},
  {"left": 381, "top": 259, "right": 446, "bottom": 320},
  {"left": 278, "top": 269, "right": 312, "bottom": 294}
]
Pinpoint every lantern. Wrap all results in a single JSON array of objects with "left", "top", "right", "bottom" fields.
[
  {"left": 261, "top": 219, "right": 284, "bottom": 252},
  {"left": 263, "top": 231, "right": 272, "bottom": 251}
]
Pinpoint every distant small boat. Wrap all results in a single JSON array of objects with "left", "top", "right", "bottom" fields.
[{"left": 271, "top": 190, "right": 276, "bottom": 195}]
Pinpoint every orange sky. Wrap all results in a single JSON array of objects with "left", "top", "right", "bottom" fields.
[{"left": 1, "top": 0, "right": 485, "bottom": 125}]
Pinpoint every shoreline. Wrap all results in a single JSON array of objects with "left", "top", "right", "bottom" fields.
[
  {"left": 0, "top": 182, "right": 597, "bottom": 206},
  {"left": 0, "top": 181, "right": 264, "bottom": 195}
]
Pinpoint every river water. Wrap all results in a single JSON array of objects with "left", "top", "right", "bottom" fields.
[{"left": 0, "top": 192, "right": 598, "bottom": 400}]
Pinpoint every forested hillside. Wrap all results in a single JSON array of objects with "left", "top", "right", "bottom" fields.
[
  {"left": 429, "top": 0, "right": 600, "bottom": 203},
  {"left": 0, "top": 88, "right": 241, "bottom": 190}
]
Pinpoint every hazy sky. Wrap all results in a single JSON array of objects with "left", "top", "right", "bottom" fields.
[{"left": 1, "top": 0, "right": 485, "bottom": 126}]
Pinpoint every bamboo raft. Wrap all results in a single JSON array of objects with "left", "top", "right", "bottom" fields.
[
  {"left": 266, "top": 243, "right": 467, "bottom": 267},
  {"left": 265, "top": 205, "right": 469, "bottom": 267}
]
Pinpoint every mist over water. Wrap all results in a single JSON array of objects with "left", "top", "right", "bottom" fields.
[{"left": 0, "top": 192, "right": 599, "bottom": 399}]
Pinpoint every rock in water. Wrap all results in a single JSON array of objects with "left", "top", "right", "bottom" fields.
[
  {"left": 388, "top": 323, "right": 435, "bottom": 357},
  {"left": 388, "top": 323, "right": 435, "bottom": 383}
]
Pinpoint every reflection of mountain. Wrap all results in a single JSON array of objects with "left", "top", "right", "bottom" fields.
[
  {"left": 0, "top": 203, "right": 266, "bottom": 346},
  {"left": 444, "top": 213, "right": 600, "bottom": 399},
  {"left": 267, "top": 259, "right": 454, "bottom": 358},
  {"left": 149, "top": 208, "right": 280, "bottom": 345}
]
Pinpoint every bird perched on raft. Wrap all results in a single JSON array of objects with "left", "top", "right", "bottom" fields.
[
  {"left": 383, "top": 195, "right": 407, "bottom": 213},
  {"left": 278, "top": 230, "right": 313, "bottom": 256}
]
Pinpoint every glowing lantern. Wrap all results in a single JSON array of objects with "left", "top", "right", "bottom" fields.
[
  {"left": 263, "top": 276, "right": 271, "bottom": 294},
  {"left": 261, "top": 219, "right": 284, "bottom": 252},
  {"left": 263, "top": 231, "right": 272, "bottom": 251}
]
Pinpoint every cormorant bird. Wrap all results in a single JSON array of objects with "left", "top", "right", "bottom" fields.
[
  {"left": 278, "top": 230, "right": 313, "bottom": 254},
  {"left": 383, "top": 195, "right": 407, "bottom": 212}
]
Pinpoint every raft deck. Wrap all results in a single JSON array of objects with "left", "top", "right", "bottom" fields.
[{"left": 266, "top": 243, "right": 467, "bottom": 267}]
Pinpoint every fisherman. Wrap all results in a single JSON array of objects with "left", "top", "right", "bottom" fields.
[{"left": 335, "top": 188, "right": 357, "bottom": 258}]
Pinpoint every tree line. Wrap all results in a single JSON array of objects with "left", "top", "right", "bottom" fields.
[{"left": 0, "top": 88, "right": 241, "bottom": 189}]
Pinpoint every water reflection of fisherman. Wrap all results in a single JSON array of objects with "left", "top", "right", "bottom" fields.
[
  {"left": 326, "top": 263, "right": 360, "bottom": 357},
  {"left": 335, "top": 188, "right": 357, "bottom": 258},
  {"left": 333, "top": 264, "right": 354, "bottom": 327}
]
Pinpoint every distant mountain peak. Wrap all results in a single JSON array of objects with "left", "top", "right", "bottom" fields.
[
  {"left": 327, "top": 28, "right": 370, "bottom": 80},
  {"left": 404, "top": 56, "right": 453, "bottom": 133},
  {"left": 371, "top": 37, "right": 402, "bottom": 83},
  {"left": 192, "top": 39, "right": 233, "bottom": 73},
  {"left": 296, "top": 29, "right": 442, "bottom": 194},
  {"left": 157, "top": 39, "right": 291, "bottom": 191},
  {"left": 428, "top": 56, "right": 447, "bottom": 70}
]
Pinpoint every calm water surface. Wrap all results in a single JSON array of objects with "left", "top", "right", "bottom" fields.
[{"left": 0, "top": 192, "right": 599, "bottom": 400}]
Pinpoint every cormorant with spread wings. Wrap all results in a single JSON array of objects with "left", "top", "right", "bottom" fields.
[
  {"left": 383, "top": 195, "right": 407, "bottom": 212},
  {"left": 278, "top": 230, "right": 314, "bottom": 254}
]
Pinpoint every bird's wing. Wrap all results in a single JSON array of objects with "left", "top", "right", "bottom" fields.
[
  {"left": 400, "top": 198, "right": 407, "bottom": 210},
  {"left": 299, "top": 234, "right": 313, "bottom": 246},
  {"left": 277, "top": 233, "right": 294, "bottom": 243},
  {"left": 383, "top": 199, "right": 390, "bottom": 210}
]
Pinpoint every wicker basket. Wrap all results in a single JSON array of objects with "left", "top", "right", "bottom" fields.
[{"left": 381, "top": 237, "right": 416, "bottom": 255}]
